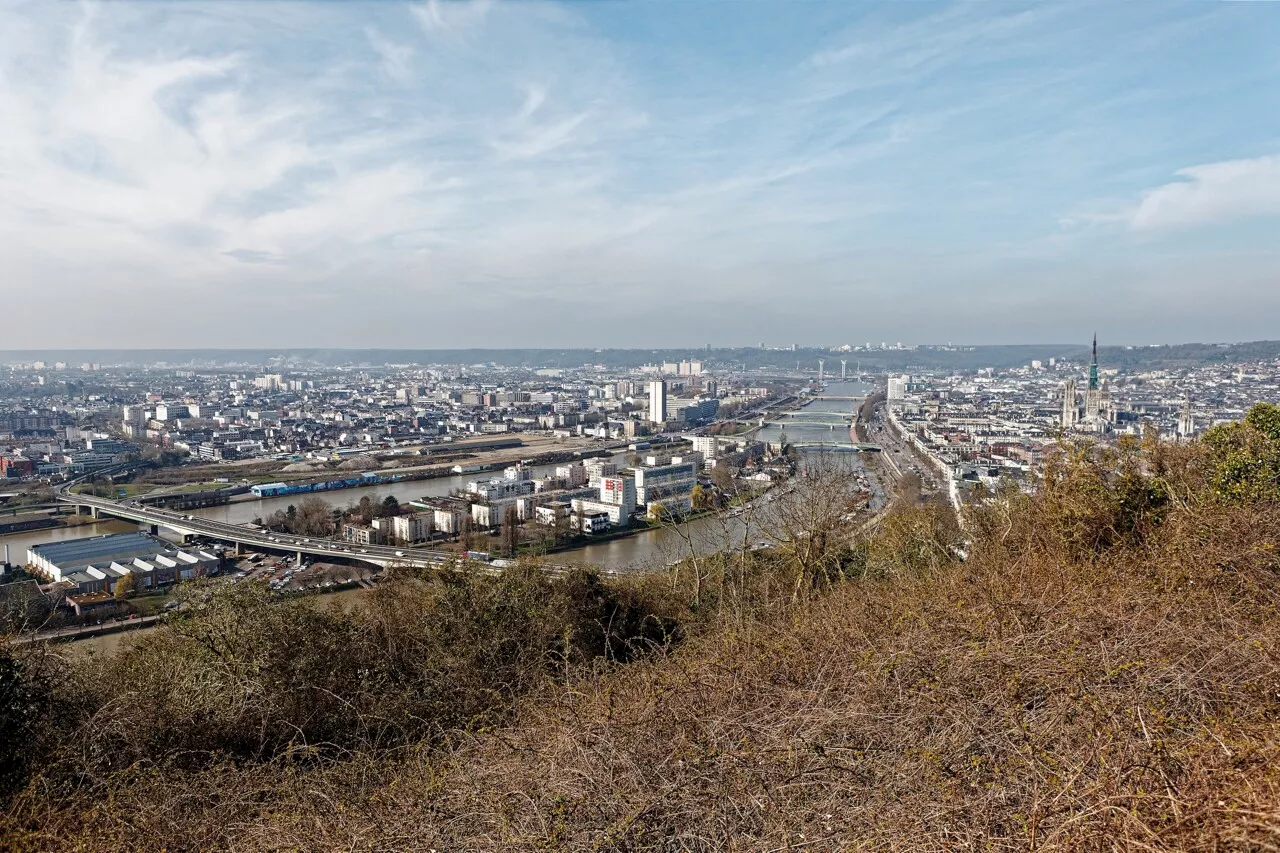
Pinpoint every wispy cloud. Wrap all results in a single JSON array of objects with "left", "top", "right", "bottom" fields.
[
  {"left": 364, "top": 27, "right": 413, "bottom": 82},
  {"left": 493, "top": 110, "right": 591, "bottom": 160},
  {"left": 1, "top": 0, "right": 1278, "bottom": 347},
  {"left": 1130, "top": 155, "right": 1280, "bottom": 231},
  {"left": 410, "top": 0, "right": 493, "bottom": 39}
]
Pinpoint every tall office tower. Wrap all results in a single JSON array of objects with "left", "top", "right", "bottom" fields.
[
  {"left": 648, "top": 380, "right": 668, "bottom": 424},
  {"left": 840, "top": 360, "right": 847, "bottom": 381},
  {"left": 817, "top": 360, "right": 824, "bottom": 383}
]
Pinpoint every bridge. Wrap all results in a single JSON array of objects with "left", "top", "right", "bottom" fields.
[
  {"left": 790, "top": 442, "right": 882, "bottom": 452},
  {"left": 777, "top": 411, "right": 853, "bottom": 422},
  {"left": 58, "top": 491, "right": 454, "bottom": 571}
]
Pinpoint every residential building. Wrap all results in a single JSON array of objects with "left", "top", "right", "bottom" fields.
[
  {"left": 342, "top": 523, "right": 387, "bottom": 546},
  {"left": 648, "top": 379, "right": 667, "bottom": 424},
  {"left": 572, "top": 473, "right": 637, "bottom": 526},
  {"left": 633, "top": 454, "right": 701, "bottom": 516},
  {"left": 389, "top": 512, "right": 433, "bottom": 544}
]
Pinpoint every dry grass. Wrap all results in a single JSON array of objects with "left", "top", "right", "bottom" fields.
[{"left": 4, "top": 440, "right": 1280, "bottom": 851}]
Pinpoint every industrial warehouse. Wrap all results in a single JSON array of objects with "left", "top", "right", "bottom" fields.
[{"left": 27, "top": 532, "right": 220, "bottom": 612}]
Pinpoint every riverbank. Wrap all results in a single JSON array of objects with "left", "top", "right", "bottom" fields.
[{"left": 181, "top": 442, "right": 633, "bottom": 510}]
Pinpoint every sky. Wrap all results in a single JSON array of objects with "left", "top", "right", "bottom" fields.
[{"left": 1, "top": 0, "right": 1278, "bottom": 350}]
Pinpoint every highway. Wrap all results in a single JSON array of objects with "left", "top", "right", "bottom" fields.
[
  {"left": 862, "top": 402, "right": 946, "bottom": 498},
  {"left": 57, "top": 490, "right": 455, "bottom": 570}
]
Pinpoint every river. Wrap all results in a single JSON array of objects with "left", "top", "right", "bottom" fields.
[
  {"left": 12, "top": 381, "right": 874, "bottom": 654},
  {"left": 180, "top": 380, "right": 871, "bottom": 570},
  {"left": 183, "top": 454, "right": 632, "bottom": 526},
  {"left": 1, "top": 518, "right": 137, "bottom": 566},
  {"left": 4, "top": 381, "right": 872, "bottom": 576}
]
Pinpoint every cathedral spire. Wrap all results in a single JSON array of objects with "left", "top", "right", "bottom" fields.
[{"left": 1088, "top": 333, "right": 1099, "bottom": 390}]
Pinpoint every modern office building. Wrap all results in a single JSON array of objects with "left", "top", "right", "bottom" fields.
[{"left": 668, "top": 397, "right": 719, "bottom": 425}]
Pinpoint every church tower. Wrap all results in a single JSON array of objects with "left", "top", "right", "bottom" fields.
[
  {"left": 1061, "top": 378, "right": 1078, "bottom": 429},
  {"left": 1084, "top": 333, "right": 1103, "bottom": 421},
  {"left": 1178, "top": 394, "right": 1196, "bottom": 438}
]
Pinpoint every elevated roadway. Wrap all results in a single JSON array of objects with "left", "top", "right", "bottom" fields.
[{"left": 58, "top": 491, "right": 454, "bottom": 571}]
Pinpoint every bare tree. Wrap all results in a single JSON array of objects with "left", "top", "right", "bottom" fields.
[
  {"left": 759, "top": 454, "right": 866, "bottom": 601},
  {"left": 500, "top": 505, "right": 520, "bottom": 557},
  {"left": 296, "top": 496, "right": 336, "bottom": 537},
  {"left": 460, "top": 515, "right": 476, "bottom": 552},
  {"left": 710, "top": 463, "right": 735, "bottom": 498}
]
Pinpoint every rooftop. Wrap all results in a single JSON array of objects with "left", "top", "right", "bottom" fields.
[{"left": 30, "top": 532, "right": 178, "bottom": 570}]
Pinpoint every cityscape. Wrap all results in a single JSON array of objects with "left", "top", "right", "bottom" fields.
[
  {"left": 3, "top": 338, "right": 1277, "bottom": 624},
  {"left": 3, "top": 0, "right": 1280, "bottom": 848}
]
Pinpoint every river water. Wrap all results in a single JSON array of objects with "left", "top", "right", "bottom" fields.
[
  {"left": 11, "top": 382, "right": 873, "bottom": 654},
  {"left": 183, "top": 455, "right": 632, "bottom": 526},
  {"left": 1, "top": 518, "right": 137, "bottom": 566},
  {"left": 3, "top": 381, "right": 871, "bottom": 577},
  {"left": 179, "top": 381, "right": 870, "bottom": 570}
]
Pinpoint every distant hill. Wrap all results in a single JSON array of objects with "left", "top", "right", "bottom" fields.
[{"left": 1, "top": 340, "right": 1278, "bottom": 372}]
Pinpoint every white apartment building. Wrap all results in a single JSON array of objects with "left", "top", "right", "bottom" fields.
[
  {"left": 648, "top": 380, "right": 668, "bottom": 424},
  {"left": 555, "top": 462, "right": 587, "bottom": 487},
  {"left": 572, "top": 474, "right": 637, "bottom": 526},
  {"left": 389, "top": 512, "right": 433, "bottom": 544},
  {"left": 467, "top": 477, "right": 536, "bottom": 502},
  {"left": 584, "top": 459, "right": 618, "bottom": 486},
  {"left": 633, "top": 453, "right": 702, "bottom": 516},
  {"left": 685, "top": 435, "right": 719, "bottom": 462}
]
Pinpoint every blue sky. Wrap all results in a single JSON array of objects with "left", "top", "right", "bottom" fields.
[{"left": 1, "top": 0, "right": 1278, "bottom": 349}]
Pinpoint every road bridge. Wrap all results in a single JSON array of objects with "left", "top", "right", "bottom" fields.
[
  {"left": 773, "top": 407, "right": 855, "bottom": 417},
  {"left": 773, "top": 415, "right": 853, "bottom": 427},
  {"left": 59, "top": 492, "right": 454, "bottom": 571}
]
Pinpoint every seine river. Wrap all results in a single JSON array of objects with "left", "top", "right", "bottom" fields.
[
  {"left": 7, "top": 380, "right": 872, "bottom": 655},
  {"left": 2, "top": 380, "right": 871, "bottom": 575},
  {"left": 179, "top": 379, "right": 870, "bottom": 569}
]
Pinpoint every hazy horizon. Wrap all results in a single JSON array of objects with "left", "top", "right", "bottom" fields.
[{"left": 3, "top": 0, "right": 1278, "bottom": 348}]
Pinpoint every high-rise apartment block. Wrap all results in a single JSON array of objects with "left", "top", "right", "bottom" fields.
[{"left": 648, "top": 379, "right": 667, "bottom": 424}]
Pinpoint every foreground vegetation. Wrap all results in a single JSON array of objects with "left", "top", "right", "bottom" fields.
[{"left": 3, "top": 406, "right": 1280, "bottom": 850}]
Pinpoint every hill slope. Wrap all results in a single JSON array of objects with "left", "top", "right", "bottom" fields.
[{"left": 4, "top": 409, "right": 1280, "bottom": 850}]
